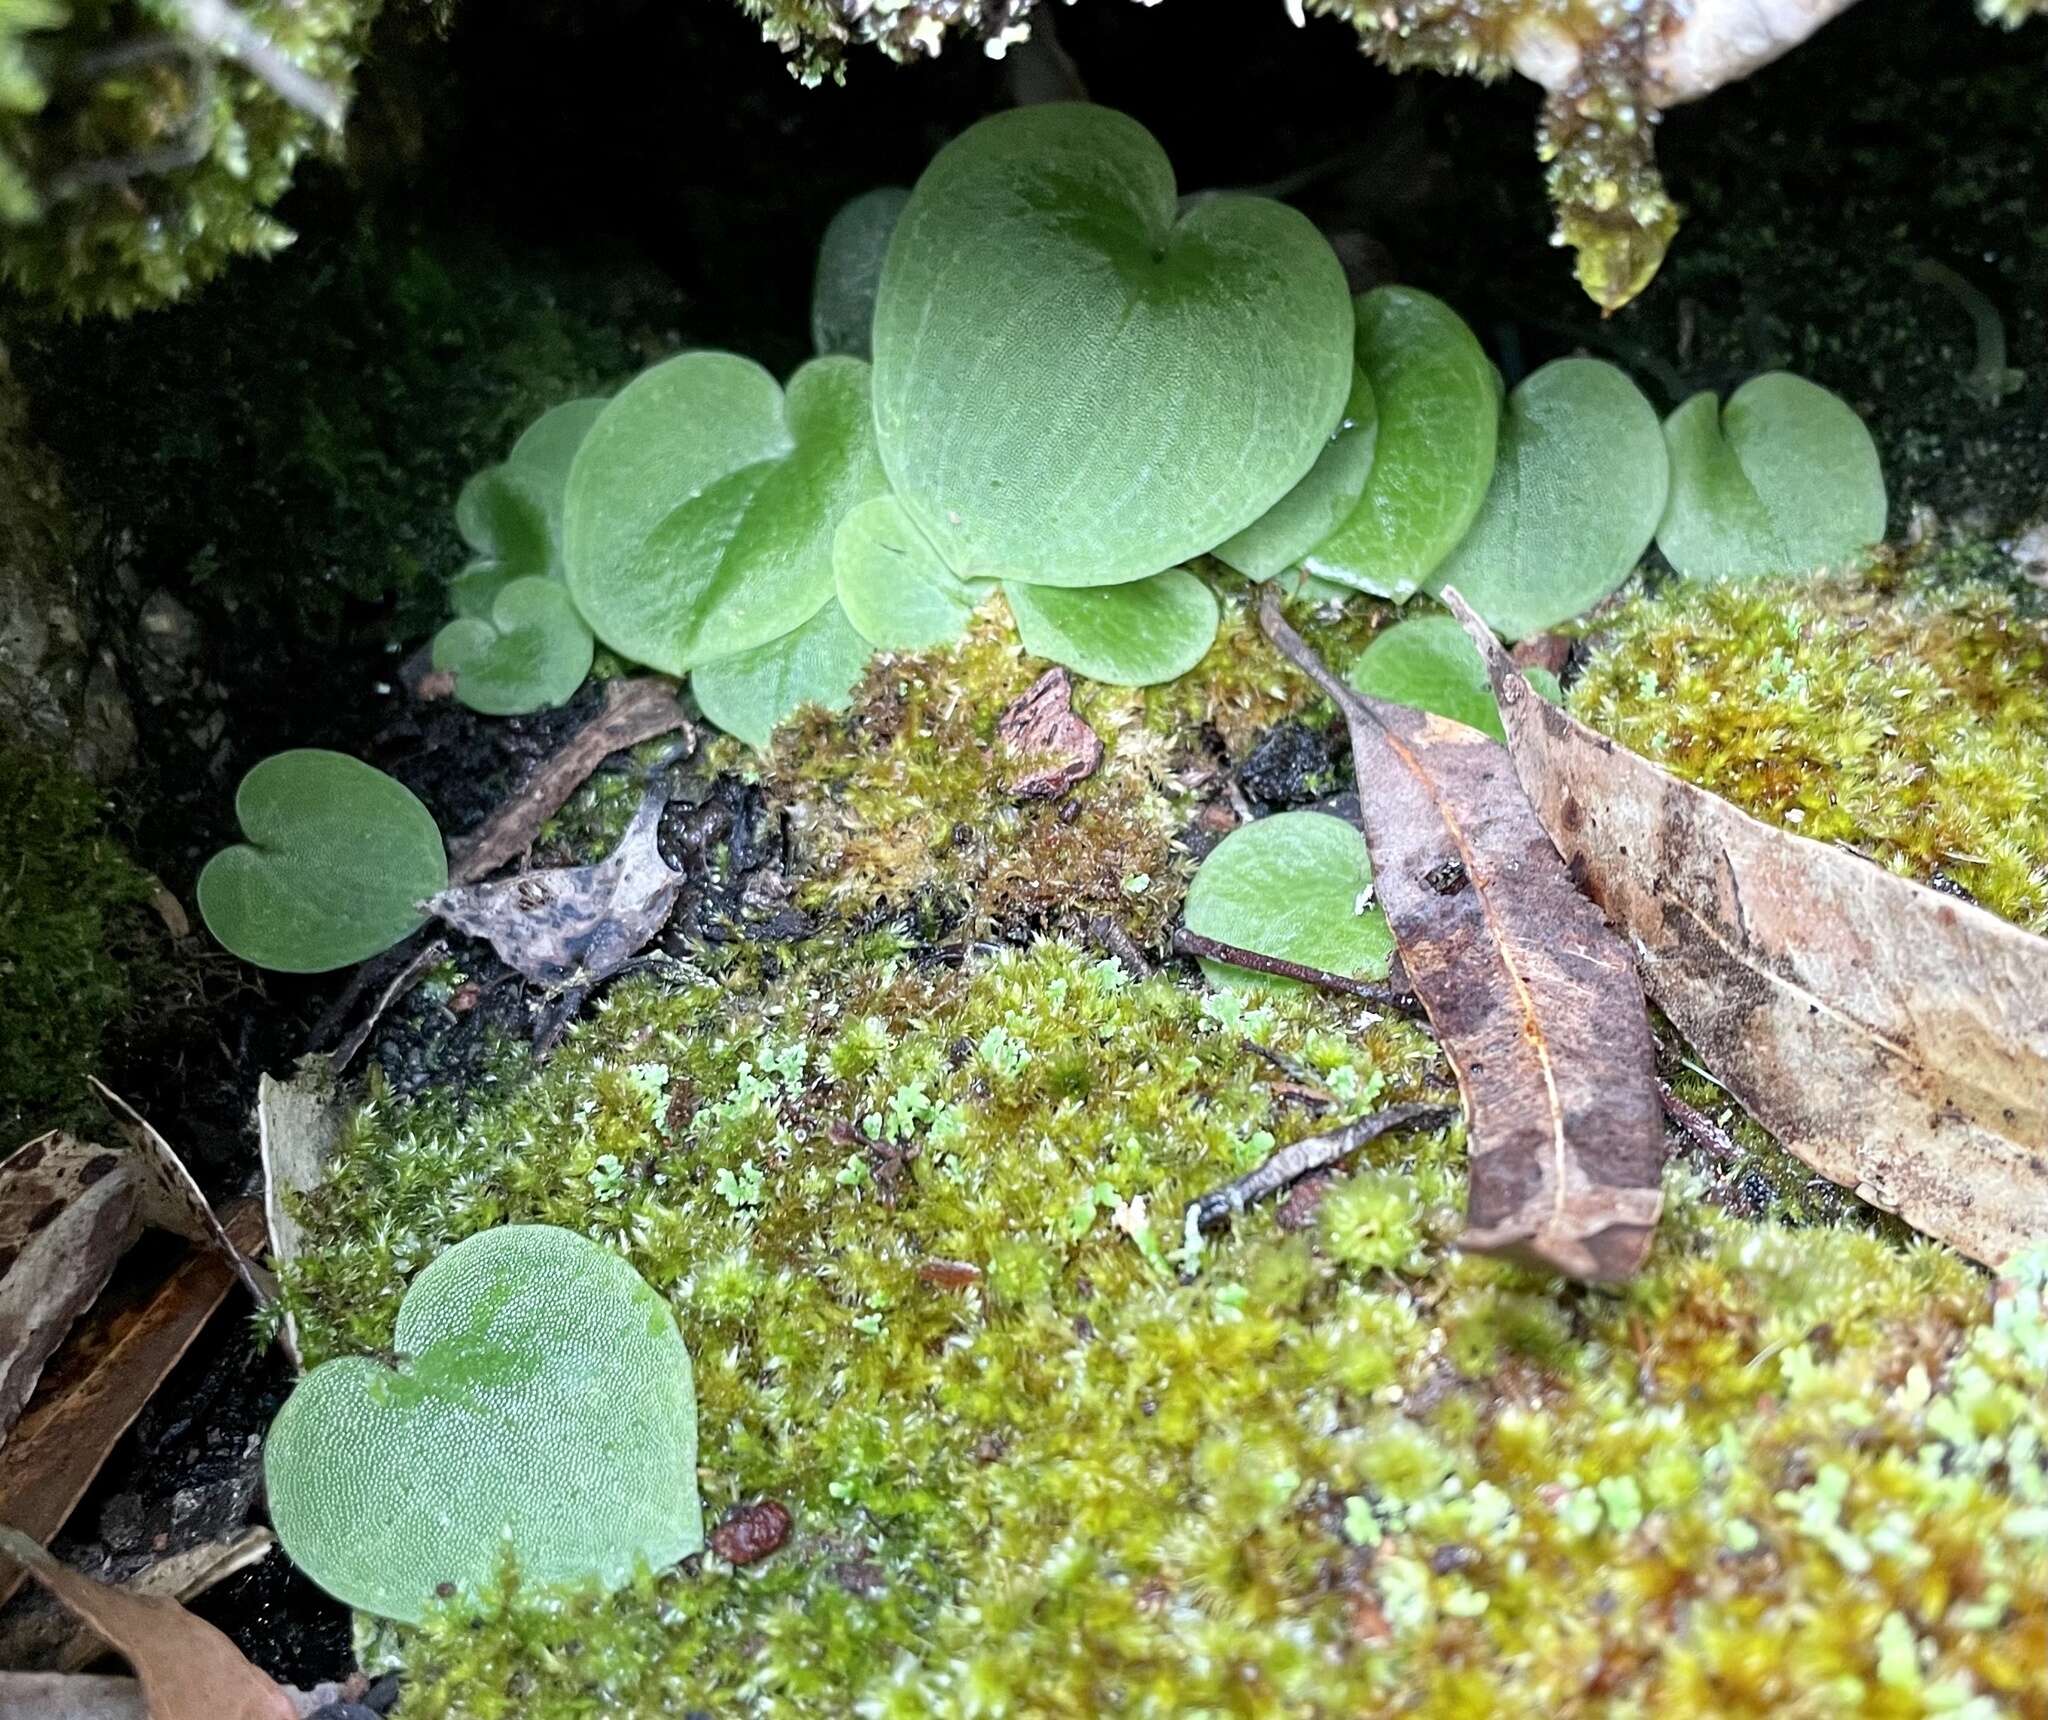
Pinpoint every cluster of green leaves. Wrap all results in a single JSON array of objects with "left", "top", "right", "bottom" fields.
[{"left": 199, "top": 102, "right": 1888, "bottom": 974}]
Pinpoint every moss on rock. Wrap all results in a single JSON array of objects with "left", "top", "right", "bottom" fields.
[{"left": 274, "top": 569, "right": 2048, "bottom": 1716}]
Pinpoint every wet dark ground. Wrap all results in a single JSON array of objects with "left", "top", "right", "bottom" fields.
[{"left": 4, "top": 0, "right": 2043, "bottom": 1687}]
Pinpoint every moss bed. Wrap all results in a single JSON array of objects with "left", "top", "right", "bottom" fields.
[{"left": 276, "top": 559, "right": 2048, "bottom": 1717}]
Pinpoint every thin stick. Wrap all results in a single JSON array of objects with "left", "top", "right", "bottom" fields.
[
  {"left": 170, "top": 0, "right": 349, "bottom": 131},
  {"left": 329, "top": 937, "right": 450, "bottom": 1074},
  {"left": 1657, "top": 1079, "right": 1742, "bottom": 1162},
  {"left": 1171, "top": 926, "right": 1419, "bottom": 1014},
  {"left": 1185, "top": 1102, "right": 1454, "bottom": 1232}
]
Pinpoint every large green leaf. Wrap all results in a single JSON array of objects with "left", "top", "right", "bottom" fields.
[
  {"left": 197, "top": 751, "right": 447, "bottom": 973},
  {"left": 1214, "top": 364, "right": 1378, "bottom": 581},
  {"left": 1426, "top": 358, "right": 1668, "bottom": 640},
  {"left": 265, "top": 1225, "right": 701, "bottom": 1623},
  {"left": 1183, "top": 811, "right": 1394, "bottom": 993},
  {"left": 1346, "top": 612, "right": 1558, "bottom": 745},
  {"left": 1657, "top": 373, "right": 1887, "bottom": 581},
  {"left": 1301, "top": 287, "right": 1499, "bottom": 600},
  {"left": 812, "top": 187, "right": 911, "bottom": 359},
  {"left": 872, "top": 103, "right": 1353, "bottom": 589},
  {"left": 692, "top": 599, "right": 875, "bottom": 750},
  {"left": 834, "top": 494, "right": 990, "bottom": 650},
  {"left": 564, "top": 353, "right": 887, "bottom": 674},
  {"left": 431, "top": 576, "right": 594, "bottom": 716},
  {"left": 1004, "top": 568, "right": 1219, "bottom": 687}
]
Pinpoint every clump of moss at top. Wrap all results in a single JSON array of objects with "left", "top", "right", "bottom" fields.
[
  {"left": 1570, "top": 562, "right": 2048, "bottom": 932},
  {"left": 0, "top": 0, "right": 377, "bottom": 316}
]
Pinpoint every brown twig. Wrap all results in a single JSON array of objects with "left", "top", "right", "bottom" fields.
[
  {"left": 170, "top": 0, "right": 349, "bottom": 130},
  {"left": 1657, "top": 1079, "right": 1742, "bottom": 1162},
  {"left": 1171, "top": 926, "right": 1420, "bottom": 1015},
  {"left": 1087, "top": 913, "right": 1153, "bottom": 979},
  {"left": 1185, "top": 1102, "right": 1455, "bottom": 1232},
  {"left": 328, "top": 937, "right": 450, "bottom": 1075},
  {"left": 448, "top": 678, "right": 692, "bottom": 885}
]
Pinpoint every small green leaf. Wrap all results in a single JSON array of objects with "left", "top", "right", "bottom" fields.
[
  {"left": 455, "top": 467, "right": 548, "bottom": 578},
  {"left": 431, "top": 576, "right": 594, "bottom": 716},
  {"left": 1427, "top": 358, "right": 1668, "bottom": 640},
  {"left": 692, "top": 599, "right": 874, "bottom": 749},
  {"left": 565, "top": 353, "right": 886, "bottom": 673},
  {"left": 834, "top": 494, "right": 990, "bottom": 650},
  {"left": 1657, "top": 373, "right": 1887, "bottom": 581},
  {"left": 1004, "top": 568, "right": 1219, "bottom": 686},
  {"left": 812, "top": 187, "right": 911, "bottom": 359},
  {"left": 1215, "top": 365, "right": 1378, "bottom": 581},
  {"left": 453, "top": 398, "right": 606, "bottom": 594},
  {"left": 448, "top": 559, "right": 517, "bottom": 622},
  {"left": 198, "top": 751, "right": 447, "bottom": 973},
  {"left": 873, "top": 104, "right": 1353, "bottom": 588},
  {"left": 1184, "top": 810, "right": 1393, "bottom": 993},
  {"left": 1346, "top": 612, "right": 1558, "bottom": 744},
  {"left": 264, "top": 1225, "right": 701, "bottom": 1622},
  {"left": 1302, "top": 287, "right": 1499, "bottom": 600}
]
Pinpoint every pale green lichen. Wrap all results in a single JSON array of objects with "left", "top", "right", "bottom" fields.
[{"left": 279, "top": 574, "right": 2048, "bottom": 1717}]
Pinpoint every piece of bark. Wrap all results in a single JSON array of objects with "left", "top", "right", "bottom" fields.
[
  {"left": 1259, "top": 590, "right": 1665, "bottom": 1280},
  {"left": 427, "top": 782, "right": 684, "bottom": 988},
  {"left": 997, "top": 668, "right": 1102, "bottom": 798},
  {"left": 0, "top": 1674, "right": 346, "bottom": 1720},
  {"left": 0, "top": 1202, "right": 266, "bottom": 1611},
  {"left": 1449, "top": 588, "right": 2048, "bottom": 1266},
  {"left": 88, "top": 1085, "right": 276, "bottom": 1310},
  {"left": 257, "top": 1065, "right": 347, "bottom": 1367},
  {"left": 446, "top": 677, "right": 692, "bottom": 885},
  {"left": 0, "top": 1527, "right": 293, "bottom": 1720},
  {"left": 0, "top": 1137, "right": 144, "bottom": 1440}
]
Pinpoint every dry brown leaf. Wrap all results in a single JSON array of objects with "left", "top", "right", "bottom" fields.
[
  {"left": 0, "top": 1202, "right": 266, "bottom": 1610},
  {"left": 1450, "top": 589, "right": 2048, "bottom": 1266},
  {"left": 0, "top": 1136, "right": 144, "bottom": 1439},
  {"left": 0, "top": 1526, "right": 294, "bottom": 1720},
  {"left": 1260, "top": 591, "right": 1665, "bottom": 1281},
  {"left": 427, "top": 781, "right": 684, "bottom": 987}
]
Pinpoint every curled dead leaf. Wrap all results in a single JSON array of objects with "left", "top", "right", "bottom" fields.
[{"left": 1450, "top": 588, "right": 2048, "bottom": 1266}]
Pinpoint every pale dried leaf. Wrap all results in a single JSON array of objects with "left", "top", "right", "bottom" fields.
[
  {"left": 1261, "top": 591, "right": 1665, "bottom": 1281},
  {"left": 427, "top": 783, "right": 684, "bottom": 986},
  {"left": 0, "top": 1136, "right": 144, "bottom": 1439},
  {"left": 1450, "top": 588, "right": 2048, "bottom": 1266},
  {"left": 0, "top": 1526, "right": 294, "bottom": 1720}
]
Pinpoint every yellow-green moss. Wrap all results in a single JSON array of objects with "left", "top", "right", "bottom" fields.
[
  {"left": 279, "top": 568, "right": 2048, "bottom": 1716},
  {"left": 1571, "top": 566, "right": 2048, "bottom": 933}
]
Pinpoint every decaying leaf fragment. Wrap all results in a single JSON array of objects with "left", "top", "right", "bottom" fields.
[
  {"left": 426, "top": 782, "right": 684, "bottom": 987},
  {"left": 1258, "top": 591, "right": 1665, "bottom": 1280},
  {"left": 1450, "top": 591, "right": 2048, "bottom": 1266},
  {"left": 0, "top": 1526, "right": 294, "bottom": 1720},
  {"left": 997, "top": 667, "right": 1102, "bottom": 799}
]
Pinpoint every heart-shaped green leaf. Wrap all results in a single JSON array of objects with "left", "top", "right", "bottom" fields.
[
  {"left": 452, "top": 398, "right": 607, "bottom": 599},
  {"left": 692, "top": 599, "right": 874, "bottom": 750},
  {"left": 872, "top": 103, "right": 1353, "bottom": 588},
  {"left": 1214, "top": 364, "right": 1379, "bottom": 581},
  {"left": 1425, "top": 358, "right": 1668, "bottom": 640},
  {"left": 1184, "top": 810, "right": 1393, "bottom": 993},
  {"left": 1656, "top": 372, "right": 1887, "bottom": 581},
  {"left": 812, "top": 187, "right": 911, "bottom": 359},
  {"left": 1346, "top": 611, "right": 1558, "bottom": 745},
  {"left": 834, "top": 494, "right": 990, "bottom": 650},
  {"left": 1301, "top": 287, "right": 1500, "bottom": 600},
  {"left": 265, "top": 1224, "right": 701, "bottom": 1623},
  {"left": 431, "top": 576, "right": 595, "bottom": 716},
  {"left": 1004, "top": 568, "right": 1219, "bottom": 687},
  {"left": 564, "top": 353, "right": 887, "bottom": 674},
  {"left": 455, "top": 468, "right": 548, "bottom": 582},
  {"left": 198, "top": 751, "right": 447, "bottom": 973}
]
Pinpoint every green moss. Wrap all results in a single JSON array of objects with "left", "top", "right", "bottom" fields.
[
  {"left": 277, "top": 565, "right": 2048, "bottom": 1715},
  {"left": 1571, "top": 565, "right": 2048, "bottom": 933},
  {"left": 0, "top": 0, "right": 377, "bottom": 316},
  {"left": 0, "top": 743, "right": 152, "bottom": 1142}
]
